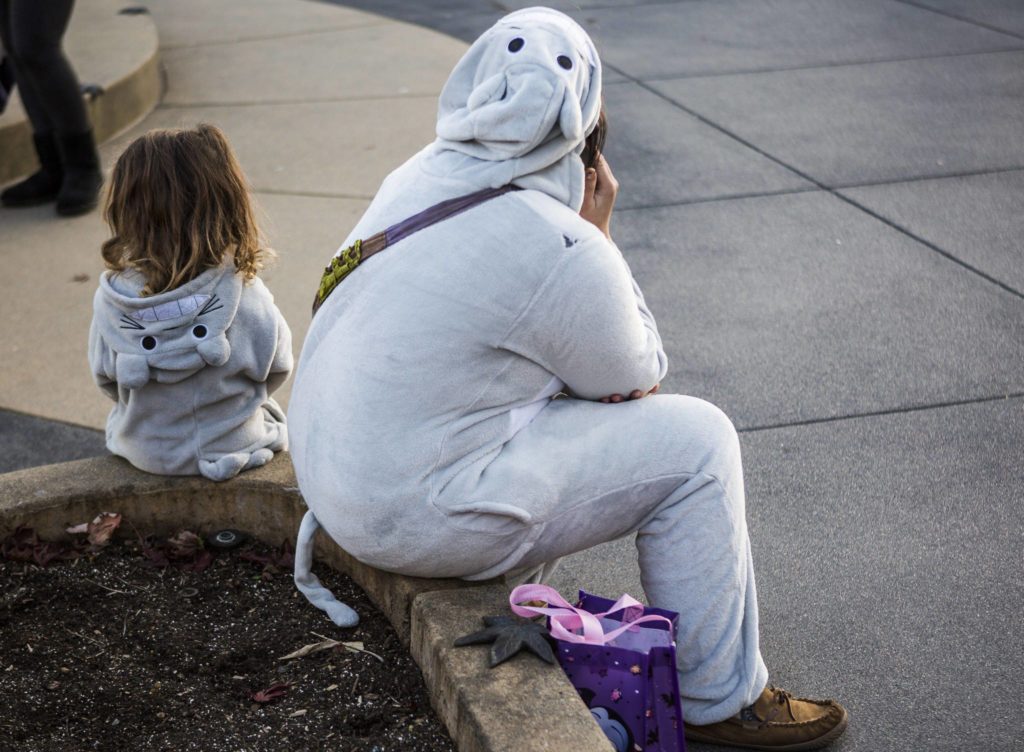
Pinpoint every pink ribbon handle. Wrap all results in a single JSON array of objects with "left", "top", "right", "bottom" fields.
[{"left": 510, "top": 584, "right": 672, "bottom": 645}]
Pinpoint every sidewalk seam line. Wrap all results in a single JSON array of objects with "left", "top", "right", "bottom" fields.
[
  {"left": 828, "top": 166, "right": 1024, "bottom": 190},
  {"left": 614, "top": 65, "right": 1024, "bottom": 301},
  {"left": 154, "top": 93, "right": 438, "bottom": 109},
  {"left": 616, "top": 186, "right": 821, "bottom": 212},
  {"left": 893, "top": 0, "right": 1024, "bottom": 41},
  {"left": 616, "top": 165, "right": 1024, "bottom": 213},
  {"left": 158, "top": 20, "right": 390, "bottom": 51},
  {"left": 738, "top": 392, "right": 1024, "bottom": 433},
  {"left": 628, "top": 46, "right": 1024, "bottom": 82}
]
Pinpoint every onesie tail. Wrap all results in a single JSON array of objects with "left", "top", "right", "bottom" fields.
[
  {"left": 294, "top": 510, "right": 359, "bottom": 627},
  {"left": 199, "top": 448, "right": 273, "bottom": 481}
]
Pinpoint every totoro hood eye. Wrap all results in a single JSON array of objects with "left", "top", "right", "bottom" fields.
[
  {"left": 557, "top": 55, "right": 573, "bottom": 70},
  {"left": 141, "top": 335, "right": 157, "bottom": 351},
  {"left": 508, "top": 37, "right": 524, "bottom": 52},
  {"left": 191, "top": 324, "right": 208, "bottom": 340}
]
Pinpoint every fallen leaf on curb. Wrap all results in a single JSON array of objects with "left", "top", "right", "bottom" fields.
[
  {"left": 167, "top": 531, "right": 202, "bottom": 557},
  {"left": 2, "top": 526, "right": 82, "bottom": 566},
  {"left": 72, "top": 273, "right": 89, "bottom": 282},
  {"left": 66, "top": 512, "right": 121, "bottom": 547},
  {"left": 138, "top": 530, "right": 213, "bottom": 572},
  {"left": 250, "top": 682, "right": 293, "bottom": 703},
  {"left": 238, "top": 540, "right": 294, "bottom": 580},
  {"left": 288, "top": 709, "right": 308, "bottom": 718}
]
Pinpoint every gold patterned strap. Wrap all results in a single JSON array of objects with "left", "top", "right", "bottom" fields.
[
  {"left": 312, "top": 240, "right": 362, "bottom": 315},
  {"left": 312, "top": 231, "right": 390, "bottom": 316},
  {"left": 311, "top": 185, "right": 516, "bottom": 317}
]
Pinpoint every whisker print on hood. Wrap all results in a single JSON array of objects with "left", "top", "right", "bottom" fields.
[{"left": 198, "top": 294, "right": 224, "bottom": 317}]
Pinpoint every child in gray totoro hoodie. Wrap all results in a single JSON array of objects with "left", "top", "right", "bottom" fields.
[{"left": 88, "top": 125, "right": 292, "bottom": 482}]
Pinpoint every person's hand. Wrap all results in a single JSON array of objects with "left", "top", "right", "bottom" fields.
[
  {"left": 579, "top": 153, "right": 618, "bottom": 239},
  {"left": 600, "top": 384, "right": 659, "bottom": 403}
]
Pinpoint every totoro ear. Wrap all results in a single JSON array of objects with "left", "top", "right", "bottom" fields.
[
  {"left": 558, "top": 85, "right": 584, "bottom": 143},
  {"left": 577, "top": 61, "right": 603, "bottom": 142},
  {"left": 197, "top": 335, "right": 231, "bottom": 367},
  {"left": 116, "top": 353, "right": 151, "bottom": 389}
]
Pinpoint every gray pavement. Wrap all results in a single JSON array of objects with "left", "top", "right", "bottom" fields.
[{"left": 1, "top": 1, "right": 1022, "bottom": 750}]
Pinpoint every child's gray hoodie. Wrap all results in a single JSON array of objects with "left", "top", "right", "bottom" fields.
[
  {"left": 89, "top": 262, "right": 292, "bottom": 481},
  {"left": 289, "top": 8, "right": 666, "bottom": 578}
]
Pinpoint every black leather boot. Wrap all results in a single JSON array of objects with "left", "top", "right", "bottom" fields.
[
  {"left": 1, "top": 132, "right": 63, "bottom": 207},
  {"left": 55, "top": 129, "right": 103, "bottom": 216}
]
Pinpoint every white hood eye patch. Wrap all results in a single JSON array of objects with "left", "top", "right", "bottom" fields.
[
  {"left": 506, "top": 36, "right": 574, "bottom": 70},
  {"left": 136, "top": 322, "right": 209, "bottom": 351}
]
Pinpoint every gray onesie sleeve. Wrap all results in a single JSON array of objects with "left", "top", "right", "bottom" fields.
[
  {"left": 233, "top": 279, "right": 293, "bottom": 395},
  {"left": 88, "top": 312, "right": 119, "bottom": 402},
  {"left": 504, "top": 234, "right": 668, "bottom": 400}
]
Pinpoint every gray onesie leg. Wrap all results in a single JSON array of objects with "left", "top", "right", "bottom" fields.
[{"left": 437, "top": 394, "right": 769, "bottom": 725}]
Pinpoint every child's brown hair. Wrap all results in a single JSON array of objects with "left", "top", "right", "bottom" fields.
[{"left": 102, "top": 124, "right": 272, "bottom": 296}]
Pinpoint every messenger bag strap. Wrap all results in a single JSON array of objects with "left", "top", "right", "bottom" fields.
[{"left": 312, "top": 184, "right": 519, "bottom": 316}]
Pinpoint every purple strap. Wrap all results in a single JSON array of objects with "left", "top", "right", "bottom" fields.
[
  {"left": 386, "top": 184, "right": 517, "bottom": 245},
  {"left": 311, "top": 184, "right": 518, "bottom": 317}
]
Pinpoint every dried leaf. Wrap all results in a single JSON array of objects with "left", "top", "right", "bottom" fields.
[
  {"left": 167, "top": 531, "right": 201, "bottom": 557},
  {"left": 87, "top": 513, "right": 121, "bottom": 547},
  {"left": 340, "top": 641, "right": 383, "bottom": 663},
  {"left": 2, "top": 526, "right": 81, "bottom": 566},
  {"left": 288, "top": 709, "right": 307, "bottom": 718},
  {"left": 250, "top": 682, "right": 293, "bottom": 703},
  {"left": 279, "top": 637, "right": 383, "bottom": 663},
  {"left": 238, "top": 540, "right": 294, "bottom": 580},
  {"left": 140, "top": 547, "right": 170, "bottom": 568},
  {"left": 278, "top": 638, "right": 340, "bottom": 661},
  {"left": 33, "top": 543, "right": 66, "bottom": 567},
  {"left": 181, "top": 549, "right": 213, "bottom": 573},
  {"left": 66, "top": 512, "right": 121, "bottom": 547}
]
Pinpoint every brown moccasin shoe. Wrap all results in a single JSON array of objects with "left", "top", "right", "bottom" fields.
[{"left": 684, "top": 684, "right": 848, "bottom": 750}]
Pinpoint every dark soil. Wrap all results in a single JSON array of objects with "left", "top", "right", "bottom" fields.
[{"left": 0, "top": 527, "right": 457, "bottom": 752}]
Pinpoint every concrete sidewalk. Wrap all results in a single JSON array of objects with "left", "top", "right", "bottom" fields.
[{"left": 2, "top": 1, "right": 1023, "bottom": 751}]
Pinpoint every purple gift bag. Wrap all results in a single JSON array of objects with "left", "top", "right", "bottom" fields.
[{"left": 511, "top": 586, "right": 685, "bottom": 752}]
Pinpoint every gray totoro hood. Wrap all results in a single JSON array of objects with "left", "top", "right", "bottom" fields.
[
  {"left": 93, "top": 262, "right": 242, "bottom": 388},
  {"left": 429, "top": 7, "right": 603, "bottom": 211}
]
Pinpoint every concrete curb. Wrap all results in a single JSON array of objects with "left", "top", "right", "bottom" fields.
[
  {"left": 0, "top": 454, "right": 612, "bottom": 752},
  {"left": 0, "top": 1, "right": 162, "bottom": 185}
]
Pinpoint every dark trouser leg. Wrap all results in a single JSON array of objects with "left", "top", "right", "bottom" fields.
[
  {"left": 0, "top": 0, "right": 100, "bottom": 213},
  {"left": 5, "top": 0, "right": 89, "bottom": 134},
  {"left": 0, "top": 0, "right": 61, "bottom": 205}
]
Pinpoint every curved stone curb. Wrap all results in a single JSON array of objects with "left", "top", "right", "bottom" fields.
[
  {"left": 0, "top": 0, "right": 162, "bottom": 185},
  {"left": 0, "top": 453, "right": 612, "bottom": 752}
]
